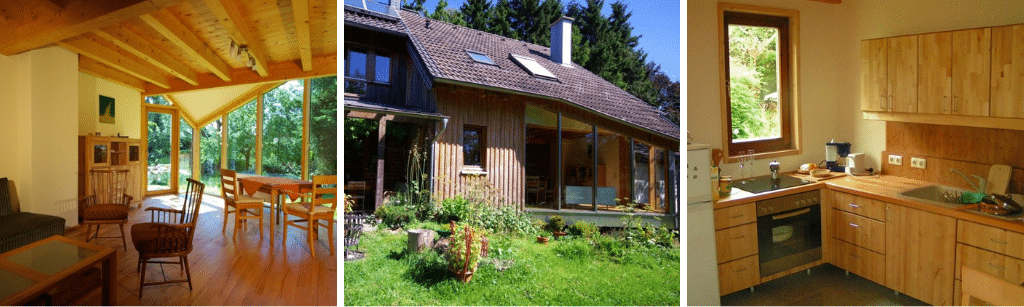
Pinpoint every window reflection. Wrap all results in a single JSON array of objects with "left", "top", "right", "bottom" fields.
[
  {"left": 375, "top": 55, "right": 390, "bottom": 84},
  {"left": 525, "top": 106, "right": 558, "bottom": 209},
  {"left": 463, "top": 127, "right": 483, "bottom": 166}
]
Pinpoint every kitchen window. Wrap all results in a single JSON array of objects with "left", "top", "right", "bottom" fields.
[
  {"left": 344, "top": 47, "right": 391, "bottom": 95},
  {"left": 719, "top": 3, "right": 800, "bottom": 160}
]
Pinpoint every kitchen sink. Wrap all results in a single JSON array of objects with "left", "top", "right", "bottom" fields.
[{"left": 897, "top": 185, "right": 1024, "bottom": 220}]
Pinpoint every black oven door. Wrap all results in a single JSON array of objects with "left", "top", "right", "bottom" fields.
[{"left": 757, "top": 205, "right": 822, "bottom": 277}]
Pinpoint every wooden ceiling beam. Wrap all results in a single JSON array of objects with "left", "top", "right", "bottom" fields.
[
  {"left": 59, "top": 34, "right": 171, "bottom": 88},
  {"left": 141, "top": 10, "right": 232, "bottom": 81},
  {"left": 143, "top": 54, "right": 336, "bottom": 95},
  {"left": 292, "top": 0, "right": 313, "bottom": 71},
  {"left": 78, "top": 55, "right": 148, "bottom": 92},
  {"left": 194, "top": 82, "right": 284, "bottom": 127},
  {"left": 201, "top": 0, "right": 270, "bottom": 77},
  {"left": 0, "top": 0, "right": 183, "bottom": 56},
  {"left": 93, "top": 25, "right": 200, "bottom": 85}
]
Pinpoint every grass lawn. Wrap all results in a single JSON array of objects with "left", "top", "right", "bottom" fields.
[{"left": 344, "top": 223, "right": 680, "bottom": 306}]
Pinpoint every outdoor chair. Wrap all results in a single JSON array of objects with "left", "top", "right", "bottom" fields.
[
  {"left": 131, "top": 178, "right": 204, "bottom": 298},
  {"left": 344, "top": 212, "right": 364, "bottom": 261},
  {"left": 80, "top": 169, "right": 132, "bottom": 250},
  {"left": 282, "top": 175, "right": 338, "bottom": 257},
  {"left": 220, "top": 169, "right": 266, "bottom": 239}
]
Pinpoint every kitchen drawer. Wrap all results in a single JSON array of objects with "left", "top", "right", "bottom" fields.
[
  {"left": 832, "top": 238, "right": 886, "bottom": 285},
  {"left": 833, "top": 210, "right": 886, "bottom": 254},
  {"left": 958, "top": 220, "right": 1024, "bottom": 258},
  {"left": 831, "top": 191, "right": 886, "bottom": 221},
  {"left": 956, "top": 243, "right": 1024, "bottom": 284},
  {"left": 718, "top": 255, "right": 760, "bottom": 296},
  {"left": 716, "top": 223, "right": 758, "bottom": 264},
  {"left": 714, "top": 202, "right": 756, "bottom": 230}
]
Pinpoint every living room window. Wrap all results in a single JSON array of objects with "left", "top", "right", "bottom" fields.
[
  {"left": 719, "top": 3, "right": 800, "bottom": 161},
  {"left": 344, "top": 47, "right": 391, "bottom": 95}
]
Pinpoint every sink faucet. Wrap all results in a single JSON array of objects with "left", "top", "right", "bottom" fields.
[{"left": 951, "top": 168, "right": 987, "bottom": 194}]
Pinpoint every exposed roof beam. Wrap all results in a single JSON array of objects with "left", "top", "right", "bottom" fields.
[
  {"left": 140, "top": 10, "right": 232, "bottom": 81},
  {"left": 59, "top": 34, "right": 171, "bottom": 88},
  {"left": 93, "top": 25, "right": 199, "bottom": 85},
  {"left": 292, "top": 0, "right": 313, "bottom": 71},
  {"left": 195, "top": 82, "right": 284, "bottom": 127},
  {"left": 143, "top": 54, "right": 336, "bottom": 95},
  {"left": 201, "top": 0, "right": 270, "bottom": 76},
  {"left": 162, "top": 94, "right": 198, "bottom": 127},
  {"left": 0, "top": 0, "right": 182, "bottom": 56},
  {"left": 78, "top": 55, "right": 147, "bottom": 91}
]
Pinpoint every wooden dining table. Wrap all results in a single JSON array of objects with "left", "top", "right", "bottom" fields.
[{"left": 236, "top": 175, "right": 313, "bottom": 239}]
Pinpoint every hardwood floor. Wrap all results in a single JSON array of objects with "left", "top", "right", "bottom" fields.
[
  {"left": 720, "top": 264, "right": 926, "bottom": 306},
  {"left": 65, "top": 194, "right": 337, "bottom": 305}
]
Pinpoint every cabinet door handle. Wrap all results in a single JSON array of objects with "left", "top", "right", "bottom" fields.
[
  {"left": 943, "top": 96, "right": 949, "bottom": 112},
  {"left": 734, "top": 267, "right": 747, "bottom": 272},
  {"left": 988, "top": 263, "right": 1006, "bottom": 271},
  {"left": 888, "top": 95, "right": 894, "bottom": 110},
  {"left": 731, "top": 214, "right": 745, "bottom": 219},
  {"left": 990, "top": 238, "right": 1008, "bottom": 245},
  {"left": 731, "top": 235, "right": 745, "bottom": 240},
  {"left": 849, "top": 252, "right": 859, "bottom": 259},
  {"left": 849, "top": 223, "right": 860, "bottom": 228},
  {"left": 848, "top": 203, "right": 860, "bottom": 209},
  {"left": 880, "top": 95, "right": 886, "bottom": 110},
  {"left": 953, "top": 96, "right": 958, "bottom": 113}
]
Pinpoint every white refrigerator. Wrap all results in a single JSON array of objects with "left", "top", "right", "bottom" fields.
[{"left": 687, "top": 144, "right": 721, "bottom": 305}]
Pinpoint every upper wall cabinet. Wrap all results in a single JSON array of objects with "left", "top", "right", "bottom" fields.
[
  {"left": 861, "top": 37, "right": 917, "bottom": 113},
  {"left": 918, "top": 32, "right": 952, "bottom": 114},
  {"left": 861, "top": 39, "right": 888, "bottom": 112},
  {"left": 991, "top": 25, "right": 1024, "bottom": 118},
  {"left": 918, "top": 29, "right": 991, "bottom": 116}
]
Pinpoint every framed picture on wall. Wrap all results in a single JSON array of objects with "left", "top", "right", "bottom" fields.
[{"left": 99, "top": 95, "right": 115, "bottom": 124}]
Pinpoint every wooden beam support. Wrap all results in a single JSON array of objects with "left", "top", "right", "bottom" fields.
[
  {"left": 200, "top": 0, "right": 270, "bottom": 76},
  {"left": 78, "top": 55, "right": 147, "bottom": 91},
  {"left": 142, "top": 54, "right": 336, "bottom": 95},
  {"left": 141, "top": 10, "right": 232, "bottom": 81},
  {"left": 301, "top": 79, "right": 310, "bottom": 179},
  {"left": 195, "top": 82, "right": 283, "bottom": 127},
  {"left": 0, "top": 0, "right": 182, "bottom": 56},
  {"left": 254, "top": 93, "right": 264, "bottom": 175},
  {"left": 93, "top": 25, "right": 199, "bottom": 85},
  {"left": 60, "top": 34, "right": 171, "bottom": 88},
  {"left": 291, "top": 0, "right": 313, "bottom": 71}
]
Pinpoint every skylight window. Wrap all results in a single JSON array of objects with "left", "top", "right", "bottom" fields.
[
  {"left": 510, "top": 54, "right": 557, "bottom": 80},
  {"left": 466, "top": 50, "right": 496, "bottom": 65}
]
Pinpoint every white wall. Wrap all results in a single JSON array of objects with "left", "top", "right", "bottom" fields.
[
  {"left": 0, "top": 47, "right": 79, "bottom": 225},
  {"left": 79, "top": 72, "right": 142, "bottom": 138},
  {"left": 686, "top": 0, "right": 855, "bottom": 178}
]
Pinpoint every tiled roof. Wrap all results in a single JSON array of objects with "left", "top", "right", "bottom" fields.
[
  {"left": 343, "top": 6, "right": 406, "bottom": 35},
  {"left": 398, "top": 10, "right": 679, "bottom": 140}
]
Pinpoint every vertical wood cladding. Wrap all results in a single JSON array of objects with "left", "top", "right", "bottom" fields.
[{"left": 433, "top": 88, "right": 526, "bottom": 206}]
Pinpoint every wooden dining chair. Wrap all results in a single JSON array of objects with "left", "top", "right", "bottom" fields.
[
  {"left": 220, "top": 169, "right": 266, "bottom": 239},
  {"left": 132, "top": 178, "right": 204, "bottom": 298},
  {"left": 282, "top": 175, "right": 338, "bottom": 257},
  {"left": 80, "top": 169, "right": 132, "bottom": 250},
  {"left": 961, "top": 265, "right": 1024, "bottom": 305}
]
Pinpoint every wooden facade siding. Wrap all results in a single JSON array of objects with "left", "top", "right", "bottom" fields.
[{"left": 433, "top": 88, "right": 526, "bottom": 206}]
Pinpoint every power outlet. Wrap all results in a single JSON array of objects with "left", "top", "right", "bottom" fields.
[
  {"left": 911, "top": 157, "right": 927, "bottom": 169},
  {"left": 888, "top": 155, "right": 903, "bottom": 166}
]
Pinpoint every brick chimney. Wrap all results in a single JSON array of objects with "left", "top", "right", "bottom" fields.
[{"left": 549, "top": 16, "right": 574, "bottom": 67}]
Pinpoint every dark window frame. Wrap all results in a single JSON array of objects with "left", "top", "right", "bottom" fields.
[
  {"left": 721, "top": 7, "right": 799, "bottom": 159},
  {"left": 462, "top": 125, "right": 486, "bottom": 168},
  {"left": 344, "top": 46, "right": 392, "bottom": 95}
]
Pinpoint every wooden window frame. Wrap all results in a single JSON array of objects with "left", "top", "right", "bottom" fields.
[
  {"left": 462, "top": 125, "right": 486, "bottom": 171},
  {"left": 719, "top": 3, "right": 801, "bottom": 162}
]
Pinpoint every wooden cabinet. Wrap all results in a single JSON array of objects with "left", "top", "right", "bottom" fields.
[
  {"left": 828, "top": 191, "right": 887, "bottom": 284},
  {"left": 991, "top": 25, "right": 1024, "bottom": 118},
  {"left": 78, "top": 136, "right": 143, "bottom": 221},
  {"left": 713, "top": 202, "right": 759, "bottom": 295},
  {"left": 833, "top": 210, "right": 886, "bottom": 254},
  {"left": 885, "top": 204, "right": 957, "bottom": 306},
  {"left": 953, "top": 222, "right": 1024, "bottom": 304},
  {"left": 957, "top": 220, "right": 1024, "bottom": 258},
  {"left": 832, "top": 238, "right": 886, "bottom": 285},
  {"left": 951, "top": 28, "right": 991, "bottom": 116},
  {"left": 918, "top": 32, "right": 953, "bottom": 114},
  {"left": 888, "top": 36, "right": 919, "bottom": 113},
  {"left": 831, "top": 191, "right": 886, "bottom": 222},
  {"left": 862, "top": 38, "right": 889, "bottom": 112}
]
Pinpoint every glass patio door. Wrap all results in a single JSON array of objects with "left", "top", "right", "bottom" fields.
[{"left": 145, "top": 107, "right": 178, "bottom": 195}]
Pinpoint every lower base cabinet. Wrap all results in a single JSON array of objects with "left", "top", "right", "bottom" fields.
[
  {"left": 718, "top": 255, "right": 759, "bottom": 295},
  {"left": 885, "top": 204, "right": 957, "bottom": 306},
  {"left": 831, "top": 238, "right": 886, "bottom": 285}
]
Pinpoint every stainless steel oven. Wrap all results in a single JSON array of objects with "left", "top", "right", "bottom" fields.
[{"left": 756, "top": 190, "right": 822, "bottom": 277}]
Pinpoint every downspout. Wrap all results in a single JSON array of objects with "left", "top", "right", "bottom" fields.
[{"left": 429, "top": 117, "right": 449, "bottom": 193}]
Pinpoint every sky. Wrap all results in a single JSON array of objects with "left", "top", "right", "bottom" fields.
[{"left": 411, "top": 0, "right": 681, "bottom": 81}]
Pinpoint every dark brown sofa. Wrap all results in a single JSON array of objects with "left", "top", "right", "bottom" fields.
[{"left": 0, "top": 178, "right": 66, "bottom": 253}]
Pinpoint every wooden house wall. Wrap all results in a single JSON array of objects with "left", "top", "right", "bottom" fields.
[
  {"left": 344, "top": 27, "right": 410, "bottom": 107},
  {"left": 433, "top": 88, "right": 526, "bottom": 206}
]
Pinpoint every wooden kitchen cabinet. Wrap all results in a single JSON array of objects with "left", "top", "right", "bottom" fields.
[
  {"left": 885, "top": 204, "right": 957, "bottom": 306},
  {"left": 951, "top": 28, "right": 991, "bottom": 116},
  {"left": 888, "top": 36, "right": 919, "bottom": 113},
  {"left": 833, "top": 210, "right": 886, "bottom": 254},
  {"left": 714, "top": 203, "right": 756, "bottom": 230},
  {"left": 832, "top": 238, "right": 886, "bottom": 285},
  {"left": 957, "top": 220, "right": 1024, "bottom": 259},
  {"left": 714, "top": 202, "right": 760, "bottom": 295},
  {"left": 862, "top": 38, "right": 889, "bottom": 112},
  {"left": 717, "top": 255, "right": 760, "bottom": 296},
  {"left": 991, "top": 24, "right": 1024, "bottom": 118},
  {"left": 918, "top": 31, "right": 953, "bottom": 114},
  {"left": 715, "top": 222, "right": 758, "bottom": 264},
  {"left": 831, "top": 191, "right": 886, "bottom": 221}
]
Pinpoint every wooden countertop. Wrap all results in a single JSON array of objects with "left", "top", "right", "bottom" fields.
[
  {"left": 714, "top": 171, "right": 845, "bottom": 208},
  {"left": 714, "top": 173, "right": 1024, "bottom": 234}
]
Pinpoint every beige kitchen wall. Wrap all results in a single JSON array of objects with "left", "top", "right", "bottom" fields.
[{"left": 688, "top": 0, "right": 1024, "bottom": 179}]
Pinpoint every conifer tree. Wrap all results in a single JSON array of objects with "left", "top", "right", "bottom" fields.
[
  {"left": 488, "top": 0, "right": 519, "bottom": 39},
  {"left": 402, "top": 0, "right": 427, "bottom": 14},
  {"left": 460, "top": 0, "right": 493, "bottom": 32},
  {"left": 430, "top": 0, "right": 468, "bottom": 26}
]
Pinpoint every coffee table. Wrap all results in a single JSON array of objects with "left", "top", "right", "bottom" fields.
[{"left": 0, "top": 235, "right": 117, "bottom": 305}]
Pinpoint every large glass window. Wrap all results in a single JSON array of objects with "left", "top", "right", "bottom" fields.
[
  {"left": 596, "top": 126, "right": 631, "bottom": 212},
  {"left": 561, "top": 116, "right": 594, "bottom": 210},
  {"left": 654, "top": 147, "right": 668, "bottom": 213},
  {"left": 309, "top": 76, "right": 338, "bottom": 179},
  {"left": 179, "top": 118, "right": 193, "bottom": 191},
  {"left": 633, "top": 141, "right": 651, "bottom": 208},
  {"left": 147, "top": 111, "right": 172, "bottom": 191},
  {"left": 262, "top": 80, "right": 304, "bottom": 179},
  {"left": 524, "top": 106, "right": 558, "bottom": 210},
  {"left": 201, "top": 119, "right": 223, "bottom": 195},
  {"left": 227, "top": 100, "right": 257, "bottom": 174},
  {"left": 721, "top": 6, "right": 799, "bottom": 158}
]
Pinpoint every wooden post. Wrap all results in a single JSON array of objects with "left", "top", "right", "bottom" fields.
[
  {"left": 592, "top": 124, "right": 598, "bottom": 212},
  {"left": 255, "top": 92, "right": 264, "bottom": 175},
  {"left": 301, "top": 78, "right": 311, "bottom": 180},
  {"left": 375, "top": 114, "right": 389, "bottom": 211}
]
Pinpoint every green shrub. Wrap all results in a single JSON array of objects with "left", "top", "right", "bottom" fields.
[
  {"left": 473, "top": 203, "right": 535, "bottom": 235},
  {"left": 438, "top": 196, "right": 470, "bottom": 223},
  {"left": 446, "top": 223, "right": 485, "bottom": 274},
  {"left": 568, "top": 221, "right": 599, "bottom": 238},
  {"left": 488, "top": 235, "right": 517, "bottom": 261},
  {"left": 593, "top": 234, "right": 624, "bottom": 257},
  {"left": 553, "top": 239, "right": 594, "bottom": 260},
  {"left": 376, "top": 205, "right": 413, "bottom": 229},
  {"left": 545, "top": 215, "right": 566, "bottom": 233}
]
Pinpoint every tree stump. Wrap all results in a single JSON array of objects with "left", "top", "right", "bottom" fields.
[{"left": 407, "top": 229, "right": 436, "bottom": 253}]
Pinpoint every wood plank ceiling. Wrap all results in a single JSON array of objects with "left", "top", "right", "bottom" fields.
[{"left": 0, "top": 0, "right": 337, "bottom": 96}]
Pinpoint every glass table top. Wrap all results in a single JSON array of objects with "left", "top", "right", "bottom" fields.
[
  {"left": 5, "top": 239, "right": 98, "bottom": 275},
  {"left": 0, "top": 267, "right": 36, "bottom": 301}
]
